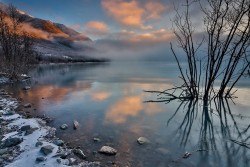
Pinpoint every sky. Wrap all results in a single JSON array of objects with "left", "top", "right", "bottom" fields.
[{"left": 0, "top": 0, "right": 204, "bottom": 60}]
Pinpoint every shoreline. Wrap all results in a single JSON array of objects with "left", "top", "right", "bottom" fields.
[{"left": 0, "top": 89, "right": 101, "bottom": 167}]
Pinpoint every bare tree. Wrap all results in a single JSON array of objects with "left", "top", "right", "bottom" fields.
[
  {"left": 0, "top": 4, "right": 36, "bottom": 80},
  {"left": 170, "top": 0, "right": 250, "bottom": 100}
]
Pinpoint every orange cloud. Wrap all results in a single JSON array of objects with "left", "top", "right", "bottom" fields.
[
  {"left": 101, "top": 0, "right": 167, "bottom": 29},
  {"left": 85, "top": 21, "right": 109, "bottom": 36},
  {"left": 86, "top": 21, "right": 109, "bottom": 32},
  {"left": 145, "top": 1, "right": 166, "bottom": 19},
  {"left": 114, "top": 28, "right": 174, "bottom": 42},
  {"left": 91, "top": 91, "right": 111, "bottom": 102},
  {"left": 102, "top": 0, "right": 144, "bottom": 28}
]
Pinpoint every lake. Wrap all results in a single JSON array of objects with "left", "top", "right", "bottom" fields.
[{"left": 3, "top": 61, "right": 250, "bottom": 167}]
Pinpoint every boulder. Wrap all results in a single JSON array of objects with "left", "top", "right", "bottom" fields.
[
  {"left": 20, "top": 125, "right": 31, "bottom": 131},
  {"left": 98, "top": 146, "right": 117, "bottom": 155},
  {"left": 40, "top": 145, "right": 54, "bottom": 155},
  {"left": 4, "top": 137, "right": 22, "bottom": 147}
]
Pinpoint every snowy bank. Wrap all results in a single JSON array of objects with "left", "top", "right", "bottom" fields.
[{"left": 0, "top": 89, "right": 100, "bottom": 167}]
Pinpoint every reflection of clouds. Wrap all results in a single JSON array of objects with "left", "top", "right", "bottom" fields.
[
  {"left": 234, "top": 88, "right": 250, "bottom": 107},
  {"left": 106, "top": 96, "right": 143, "bottom": 124},
  {"left": 18, "top": 82, "right": 91, "bottom": 108},
  {"left": 105, "top": 82, "right": 171, "bottom": 124},
  {"left": 90, "top": 91, "right": 111, "bottom": 102},
  {"left": 144, "top": 103, "right": 163, "bottom": 115},
  {"left": 20, "top": 85, "right": 70, "bottom": 103}
]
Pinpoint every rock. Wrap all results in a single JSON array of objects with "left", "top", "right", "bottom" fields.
[
  {"left": 93, "top": 138, "right": 101, "bottom": 142},
  {"left": 0, "top": 148, "right": 8, "bottom": 155},
  {"left": 183, "top": 152, "right": 192, "bottom": 159},
  {"left": 59, "top": 151, "right": 71, "bottom": 159},
  {"left": 53, "top": 140, "right": 64, "bottom": 146},
  {"left": 69, "top": 158, "right": 76, "bottom": 165},
  {"left": 98, "top": 146, "right": 117, "bottom": 155},
  {"left": 57, "top": 158, "right": 62, "bottom": 164},
  {"left": 23, "top": 103, "right": 31, "bottom": 108},
  {"left": 137, "top": 137, "right": 150, "bottom": 145},
  {"left": 73, "top": 149, "right": 86, "bottom": 159},
  {"left": 63, "top": 159, "right": 70, "bottom": 166},
  {"left": 25, "top": 128, "right": 38, "bottom": 136},
  {"left": 4, "top": 137, "right": 23, "bottom": 147},
  {"left": 7, "top": 156, "right": 14, "bottom": 162},
  {"left": 20, "top": 125, "right": 31, "bottom": 131},
  {"left": 36, "top": 141, "right": 43, "bottom": 147},
  {"left": 23, "top": 86, "right": 31, "bottom": 91},
  {"left": 4, "top": 111, "right": 15, "bottom": 116},
  {"left": 36, "top": 157, "right": 47, "bottom": 162},
  {"left": 73, "top": 120, "right": 79, "bottom": 129},
  {"left": 60, "top": 124, "right": 68, "bottom": 130},
  {"left": 40, "top": 145, "right": 54, "bottom": 155}
]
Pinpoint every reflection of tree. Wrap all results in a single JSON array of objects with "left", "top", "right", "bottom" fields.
[{"left": 146, "top": 95, "right": 250, "bottom": 166}]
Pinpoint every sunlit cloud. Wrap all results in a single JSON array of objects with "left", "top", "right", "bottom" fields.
[
  {"left": 102, "top": 0, "right": 144, "bottom": 28},
  {"left": 108, "top": 28, "right": 174, "bottom": 42},
  {"left": 101, "top": 0, "right": 167, "bottom": 29},
  {"left": 84, "top": 21, "right": 109, "bottom": 37},
  {"left": 145, "top": 1, "right": 167, "bottom": 19},
  {"left": 90, "top": 91, "right": 111, "bottom": 102}
]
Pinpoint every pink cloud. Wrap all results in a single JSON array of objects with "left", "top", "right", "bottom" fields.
[{"left": 101, "top": 0, "right": 167, "bottom": 29}]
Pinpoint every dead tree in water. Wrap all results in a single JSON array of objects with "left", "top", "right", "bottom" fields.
[{"left": 170, "top": 0, "right": 250, "bottom": 100}]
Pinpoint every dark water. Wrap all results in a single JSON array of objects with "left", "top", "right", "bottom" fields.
[{"left": 2, "top": 62, "right": 250, "bottom": 167}]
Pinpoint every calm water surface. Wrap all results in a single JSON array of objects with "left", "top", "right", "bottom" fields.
[{"left": 3, "top": 62, "right": 250, "bottom": 167}]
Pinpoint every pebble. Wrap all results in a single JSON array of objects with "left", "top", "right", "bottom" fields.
[
  {"left": 137, "top": 137, "right": 150, "bottom": 145},
  {"left": 60, "top": 124, "right": 68, "bottom": 130}
]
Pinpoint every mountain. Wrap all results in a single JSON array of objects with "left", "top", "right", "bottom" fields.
[{"left": 0, "top": 3, "right": 103, "bottom": 63}]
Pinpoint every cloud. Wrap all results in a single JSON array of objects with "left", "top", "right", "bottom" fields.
[
  {"left": 101, "top": 0, "right": 167, "bottom": 29},
  {"left": 86, "top": 21, "right": 109, "bottom": 32},
  {"left": 84, "top": 21, "right": 109, "bottom": 36},
  {"left": 102, "top": 0, "right": 144, "bottom": 28},
  {"left": 145, "top": 1, "right": 167, "bottom": 19},
  {"left": 108, "top": 28, "right": 174, "bottom": 42}
]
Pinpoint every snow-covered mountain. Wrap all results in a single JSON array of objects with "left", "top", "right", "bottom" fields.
[{"left": 0, "top": 3, "right": 103, "bottom": 62}]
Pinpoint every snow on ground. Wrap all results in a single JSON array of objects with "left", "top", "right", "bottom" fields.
[
  {"left": 0, "top": 93, "right": 100, "bottom": 167},
  {"left": 0, "top": 76, "right": 9, "bottom": 84}
]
